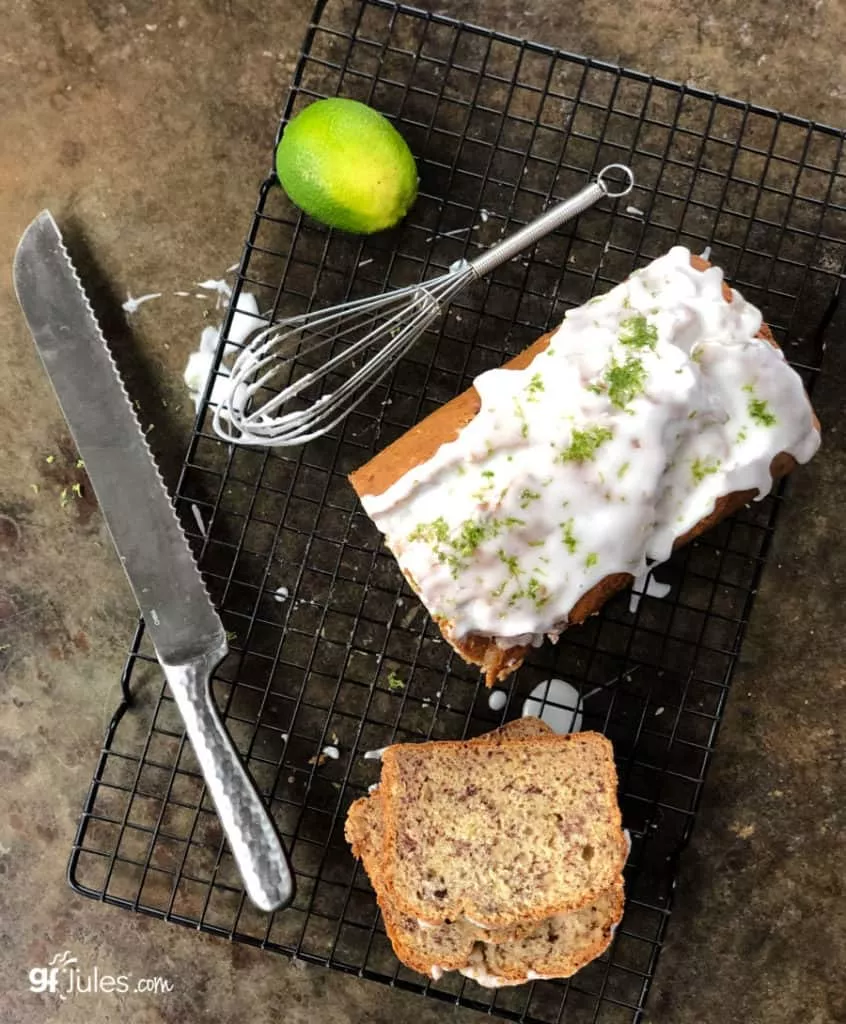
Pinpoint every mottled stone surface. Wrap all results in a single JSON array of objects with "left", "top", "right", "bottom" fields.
[{"left": 0, "top": 2, "right": 843, "bottom": 1023}]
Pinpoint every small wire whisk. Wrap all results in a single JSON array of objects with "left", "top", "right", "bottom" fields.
[{"left": 213, "top": 164, "right": 634, "bottom": 448}]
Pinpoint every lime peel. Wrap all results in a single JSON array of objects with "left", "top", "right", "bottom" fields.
[{"left": 276, "top": 97, "right": 418, "bottom": 234}]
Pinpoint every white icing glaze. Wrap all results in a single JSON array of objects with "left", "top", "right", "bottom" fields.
[
  {"left": 430, "top": 965, "right": 444, "bottom": 981},
  {"left": 321, "top": 745, "right": 339, "bottom": 760},
  {"left": 522, "top": 678, "right": 583, "bottom": 733},
  {"left": 362, "top": 248, "right": 819, "bottom": 646}
]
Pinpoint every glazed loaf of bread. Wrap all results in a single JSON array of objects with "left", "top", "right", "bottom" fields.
[{"left": 350, "top": 248, "right": 820, "bottom": 684}]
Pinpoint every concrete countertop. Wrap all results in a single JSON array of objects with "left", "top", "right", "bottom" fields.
[{"left": 0, "top": 2, "right": 843, "bottom": 1022}]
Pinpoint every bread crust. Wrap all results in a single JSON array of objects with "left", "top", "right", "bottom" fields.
[
  {"left": 462, "top": 881, "right": 625, "bottom": 985},
  {"left": 349, "top": 255, "right": 819, "bottom": 685}
]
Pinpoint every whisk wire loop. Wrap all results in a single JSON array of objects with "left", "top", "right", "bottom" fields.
[{"left": 212, "top": 165, "right": 633, "bottom": 447}]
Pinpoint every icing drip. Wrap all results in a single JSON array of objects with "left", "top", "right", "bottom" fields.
[{"left": 361, "top": 247, "right": 819, "bottom": 646}]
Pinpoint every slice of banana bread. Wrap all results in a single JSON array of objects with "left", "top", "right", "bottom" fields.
[
  {"left": 348, "top": 792, "right": 533, "bottom": 972},
  {"left": 345, "top": 717, "right": 555, "bottom": 967},
  {"left": 379, "top": 731, "right": 626, "bottom": 928}
]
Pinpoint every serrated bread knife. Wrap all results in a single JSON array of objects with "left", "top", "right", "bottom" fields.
[{"left": 14, "top": 211, "right": 295, "bottom": 913}]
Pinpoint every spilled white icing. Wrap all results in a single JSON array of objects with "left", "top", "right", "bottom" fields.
[
  {"left": 273, "top": 586, "right": 289, "bottom": 603},
  {"left": 183, "top": 350, "right": 217, "bottom": 409},
  {"left": 459, "top": 963, "right": 510, "bottom": 988},
  {"left": 430, "top": 965, "right": 444, "bottom": 981},
  {"left": 361, "top": 247, "right": 819, "bottom": 648},
  {"left": 321, "top": 745, "right": 339, "bottom": 760},
  {"left": 487, "top": 689, "right": 508, "bottom": 711},
  {"left": 196, "top": 277, "right": 233, "bottom": 309},
  {"left": 459, "top": 962, "right": 554, "bottom": 988},
  {"left": 189, "top": 503, "right": 208, "bottom": 538},
  {"left": 522, "top": 679, "right": 583, "bottom": 733},
  {"left": 122, "top": 291, "right": 161, "bottom": 314},
  {"left": 227, "top": 290, "right": 263, "bottom": 347},
  {"left": 363, "top": 747, "right": 389, "bottom": 761},
  {"left": 628, "top": 570, "right": 672, "bottom": 614},
  {"left": 183, "top": 291, "right": 261, "bottom": 411}
]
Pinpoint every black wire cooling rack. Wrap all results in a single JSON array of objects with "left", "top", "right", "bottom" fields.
[{"left": 69, "top": 1, "right": 845, "bottom": 1021}]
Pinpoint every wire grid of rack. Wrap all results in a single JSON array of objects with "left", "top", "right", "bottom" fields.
[{"left": 69, "top": 1, "right": 845, "bottom": 1021}]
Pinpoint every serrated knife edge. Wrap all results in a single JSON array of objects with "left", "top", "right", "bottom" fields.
[{"left": 14, "top": 211, "right": 294, "bottom": 912}]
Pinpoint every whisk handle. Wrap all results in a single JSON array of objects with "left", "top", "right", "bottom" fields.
[{"left": 467, "top": 163, "right": 634, "bottom": 280}]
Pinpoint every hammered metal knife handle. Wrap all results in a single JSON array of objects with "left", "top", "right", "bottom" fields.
[{"left": 162, "top": 650, "right": 295, "bottom": 912}]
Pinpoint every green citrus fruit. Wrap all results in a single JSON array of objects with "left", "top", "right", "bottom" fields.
[{"left": 275, "top": 97, "right": 418, "bottom": 234}]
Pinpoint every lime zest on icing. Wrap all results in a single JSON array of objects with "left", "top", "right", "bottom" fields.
[{"left": 557, "top": 424, "right": 614, "bottom": 464}]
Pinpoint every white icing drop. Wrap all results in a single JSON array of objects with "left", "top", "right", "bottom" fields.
[
  {"left": 701, "top": 245, "right": 712, "bottom": 261},
  {"left": 363, "top": 747, "right": 389, "bottom": 761},
  {"left": 430, "top": 965, "right": 444, "bottom": 981},
  {"left": 273, "top": 586, "right": 289, "bottom": 603},
  {"left": 321, "top": 745, "right": 340, "bottom": 760},
  {"left": 122, "top": 291, "right": 161, "bottom": 314},
  {"left": 487, "top": 689, "right": 508, "bottom": 711},
  {"left": 189, "top": 503, "right": 208, "bottom": 538},
  {"left": 361, "top": 247, "right": 819, "bottom": 648},
  {"left": 522, "top": 679, "right": 583, "bottom": 733},
  {"left": 625, "top": 205, "right": 645, "bottom": 217},
  {"left": 628, "top": 570, "right": 672, "bottom": 614}
]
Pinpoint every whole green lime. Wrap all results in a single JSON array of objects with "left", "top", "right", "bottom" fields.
[{"left": 275, "top": 97, "right": 418, "bottom": 234}]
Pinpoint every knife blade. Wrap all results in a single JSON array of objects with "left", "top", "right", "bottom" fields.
[{"left": 14, "top": 211, "right": 294, "bottom": 913}]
